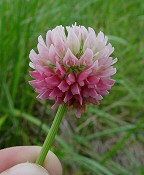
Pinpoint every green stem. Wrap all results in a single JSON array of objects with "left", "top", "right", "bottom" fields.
[{"left": 36, "top": 103, "right": 67, "bottom": 165}]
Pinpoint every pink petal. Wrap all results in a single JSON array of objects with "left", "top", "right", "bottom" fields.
[
  {"left": 63, "top": 49, "right": 79, "bottom": 67},
  {"left": 37, "top": 90, "right": 51, "bottom": 99},
  {"left": 112, "top": 58, "right": 118, "bottom": 65},
  {"left": 82, "top": 86, "right": 98, "bottom": 98},
  {"left": 101, "top": 78, "right": 115, "bottom": 86},
  {"left": 100, "top": 90, "right": 109, "bottom": 96},
  {"left": 90, "top": 89, "right": 98, "bottom": 98},
  {"left": 38, "top": 35, "right": 45, "bottom": 45},
  {"left": 97, "top": 31, "right": 104, "bottom": 42},
  {"left": 56, "top": 61, "right": 66, "bottom": 76},
  {"left": 71, "top": 83, "right": 81, "bottom": 95},
  {"left": 92, "top": 60, "right": 99, "bottom": 70},
  {"left": 97, "top": 94, "right": 103, "bottom": 100},
  {"left": 71, "top": 24, "right": 81, "bottom": 36},
  {"left": 77, "top": 69, "right": 92, "bottom": 82},
  {"left": 58, "top": 80, "right": 69, "bottom": 92},
  {"left": 83, "top": 28, "right": 97, "bottom": 52},
  {"left": 45, "top": 76, "right": 61, "bottom": 87},
  {"left": 107, "top": 43, "right": 114, "bottom": 55},
  {"left": 35, "top": 65, "right": 54, "bottom": 76},
  {"left": 46, "top": 30, "right": 52, "bottom": 47},
  {"left": 52, "top": 97, "right": 64, "bottom": 109},
  {"left": 71, "top": 24, "right": 82, "bottom": 43},
  {"left": 93, "top": 31, "right": 110, "bottom": 55},
  {"left": 49, "top": 44, "right": 60, "bottom": 63},
  {"left": 79, "top": 81, "right": 85, "bottom": 86},
  {"left": 66, "top": 73, "right": 76, "bottom": 85},
  {"left": 98, "top": 67, "right": 117, "bottom": 77},
  {"left": 54, "top": 26, "right": 67, "bottom": 42},
  {"left": 37, "top": 36, "right": 49, "bottom": 59},
  {"left": 30, "top": 71, "right": 46, "bottom": 80},
  {"left": 66, "top": 28, "right": 80, "bottom": 55},
  {"left": 75, "top": 94, "right": 83, "bottom": 105},
  {"left": 29, "top": 80, "right": 47, "bottom": 88},
  {"left": 87, "top": 97, "right": 99, "bottom": 105},
  {"left": 29, "top": 62, "right": 35, "bottom": 69},
  {"left": 79, "top": 48, "right": 93, "bottom": 66},
  {"left": 81, "top": 26, "right": 89, "bottom": 41},
  {"left": 49, "top": 87, "right": 63, "bottom": 99},
  {"left": 35, "top": 88, "right": 43, "bottom": 93},
  {"left": 98, "top": 44, "right": 114, "bottom": 59},
  {"left": 37, "top": 45, "right": 49, "bottom": 60},
  {"left": 64, "top": 90, "right": 73, "bottom": 103},
  {"left": 51, "top": 31, "right": 67, "bottom": 58},
  {"left": 87, "top": 84, "right": 95, "bottom": 88},
  {"left": 87, "top": 76, "right": 100, "bottom": 84},
  {"left": 29, "top": 50, "right": 39, "bottom": 64},
  {"left": 104, "top": 36, "right": 108, "bottom": 45},
  {"left": 98, "top": 56, "right": 111, "bottom": 66},
  {"left": 97, "top": 81, "right": 112, "bottom": 90}
]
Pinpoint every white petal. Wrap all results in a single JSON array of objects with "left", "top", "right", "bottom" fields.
[
  {"left": 63, "top": 49, "right": 79, "bottom": 67},
  {"left": 67, "top": 28, "right": 80, "bottom": 55}
]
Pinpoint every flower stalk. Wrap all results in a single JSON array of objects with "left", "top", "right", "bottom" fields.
[{"left": 36, "top": 103, "right": 67, "bottom": 165}]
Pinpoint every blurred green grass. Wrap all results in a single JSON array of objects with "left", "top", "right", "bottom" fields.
[{"left": 0, "top": 0, "right": 144, "bottom": 174}]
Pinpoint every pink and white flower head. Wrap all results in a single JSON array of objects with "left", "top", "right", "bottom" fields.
[{"left": 29, "top": 24, "right": 117, "bottom": 117}]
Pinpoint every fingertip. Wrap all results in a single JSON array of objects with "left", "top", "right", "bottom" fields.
[{"left": 1, "top": 163, "right": 49, "bottom": 175}]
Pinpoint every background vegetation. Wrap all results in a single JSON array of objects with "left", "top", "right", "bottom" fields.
[{"left": 0, "top": 0, "right": 144, "bottom": 174}]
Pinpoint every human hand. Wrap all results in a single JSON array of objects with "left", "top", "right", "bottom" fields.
[{"left": 0, "top": 146, "right": 62, "bottom": 175}]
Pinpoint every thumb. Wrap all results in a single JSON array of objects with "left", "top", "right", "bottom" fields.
[{"left": 1, "top": 163, "right": 49, "bottom": 175}]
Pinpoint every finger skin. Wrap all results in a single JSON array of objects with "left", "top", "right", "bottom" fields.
[
  {"left": 0, "top": 146, "right": 62, "bottom": 175},
  {"left": 1, "top": 163, "right": 49, "bottom": 175}
]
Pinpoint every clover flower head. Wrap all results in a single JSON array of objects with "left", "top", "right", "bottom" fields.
[{"left": 29, "top": 24, "right": 117, "bottom": 117}]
